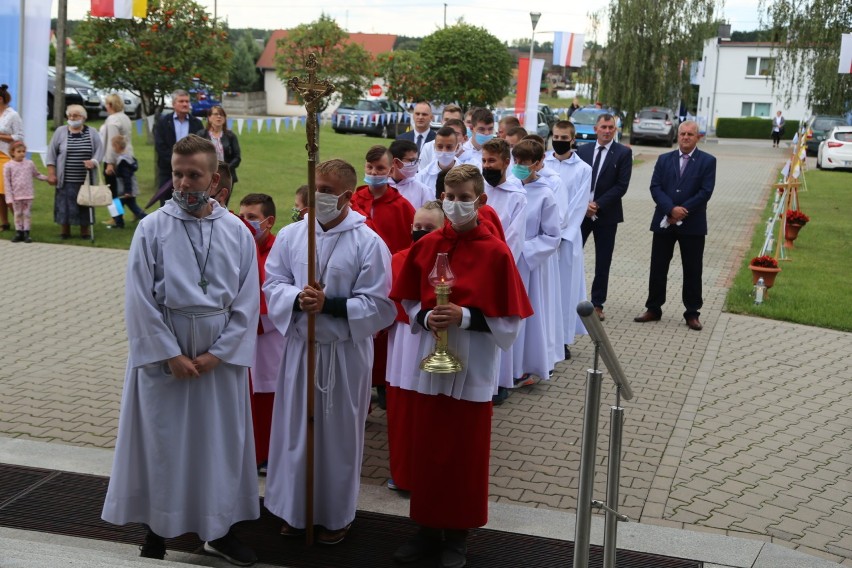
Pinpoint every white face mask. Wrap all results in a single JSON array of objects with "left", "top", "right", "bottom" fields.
[
  {"left": 398, "top": 161, "right": 418, "bottom": 179},
  {"left": 315, "top": 191, "right": 345, "bottom": 224},
  {"left": 436, "top": 151, "right": 456, "bottom": 168},
  {"left": 442, "top": 197, "right": 478, "bottom": 226}
]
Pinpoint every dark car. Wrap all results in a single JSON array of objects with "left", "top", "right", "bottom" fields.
[
  {"left": 571, "top": 107, "right": 624, "bottom": 145},
  {"left": 332, "top": 99, "right": 409, "bottom": 138},
  {"left": 538, "top": 104, "right": 559, "bottom": 132},
  {"left": 47, "top": 67, "right": 102, "bottom": 119},
  {"left": 189, "top": 86, "right": 222, "bottom": 117},
  {"left": 806, "top": 115, "right": 848, "bottom": 156},
  {"left": 630, "top": 107, "right": 678, "bottom": 146}
]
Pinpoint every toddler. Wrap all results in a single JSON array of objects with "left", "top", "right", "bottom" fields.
[
  {"left": 110, "top": 135, "right": 146, "bottom": 228},
  {"left": 3, "top": 141, "right": 47, "bottom": 243}
]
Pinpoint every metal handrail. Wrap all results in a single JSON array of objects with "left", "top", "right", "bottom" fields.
[{"left": 576, "top": 301, "right": 633, "bottom": 400}]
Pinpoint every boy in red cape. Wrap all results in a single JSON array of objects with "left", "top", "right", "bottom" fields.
[{"left": 390, "top": 164, "right": 532, "bottom": 568}]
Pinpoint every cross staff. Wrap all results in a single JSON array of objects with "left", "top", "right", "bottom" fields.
[{"left": 288, "top": 52, "right": 335, "bottom": 547}]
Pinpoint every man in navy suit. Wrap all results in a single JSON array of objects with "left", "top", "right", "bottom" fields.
[
  {"left": 634, "top": 121, "right": 716, "bottom": 331},
  {"left": 396, "top": 101, "right": 436, "bottom": 155},
  {"left": 153, "top": 89, "right": 203, "bottom": 204},
  {"left": 577, "top": 113, "right": 633, "bottom": 321}
]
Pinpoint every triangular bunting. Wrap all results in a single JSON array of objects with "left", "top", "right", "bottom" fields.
[{"left": 236, "top": 118, "right": 245, "bottom": 135}]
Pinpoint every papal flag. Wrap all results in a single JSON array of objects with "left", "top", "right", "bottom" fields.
[
  {"left": 839, "top": 33, "right": 852, "bottom": 74},
  {"left": 553, "top": 31, "right": 584, "bottom": 67},
  {"left": 91, "top": 0, "right": 147, "bottom": 18}
]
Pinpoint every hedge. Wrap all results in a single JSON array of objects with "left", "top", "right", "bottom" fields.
[{"left": 716, "top": 117, "right": 802, "bottom": 139}]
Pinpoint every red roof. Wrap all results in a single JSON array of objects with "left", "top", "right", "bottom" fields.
[{"left": 256, "top": 30, "right": 397, "bottom": 69}]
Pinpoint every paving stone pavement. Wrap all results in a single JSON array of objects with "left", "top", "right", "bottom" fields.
[{"left": 0, "top": 140, "right": 849, "bottom": 563}]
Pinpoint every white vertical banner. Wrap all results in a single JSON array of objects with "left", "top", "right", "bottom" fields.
[
  {"left": 840, "top": 33, "right": 852, "bottom": 74},
  {"left": 21, "top": 0, "right": 52, "bottom": 155},
  {"left": 523, "top": 58, "right": 545, "bottom": 133},
  {"left": 236, "top": 118, "right": 244, "bottom": 135},
  {"left": 274, "top": 117, "right": 281, "bottom": 132}
]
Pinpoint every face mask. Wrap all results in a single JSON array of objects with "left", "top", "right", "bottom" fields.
[
  {"left": 364, "top": 175, "right": 388, "bottom": 188},
  {"left": 397, "top": 161, "right": 418, "bottom": 179},
  {"left": 172, "top": 190, "right": 209, "bottom": 213},
  {"left": 291, "top": 208, "right": 305, "bottom": 223},
  {"left": 67, "top": 119, "right": 83, "bottom": 128},
  {"left": 412, "top": 229, "right": 431, "bottom": 243},
  {"left": 316, "top": 191, "right": 345, "bottom": 224},
  {"left": 474, "top": 132, "right": 494, "bottom": 146},
  {"left": 482, "top": 167, "right": 503, "bottom": 187},
  {"left": 466, "top": 127, "right": 473, "bottom": 138},
  {"left": 511, "top": 164, "right": 532, "bottom": 180},
  {"left": 552, "top": 140, "right": 573, "bottom": 155},
  {"left": 436, "top": 151, "right": 456, "bottom": 168},
  {"left": 442, "top": 196, "right": 479, "bottom": 226},
  {"left": 247, "top": 217, "right": 269, "bottom": 238}
]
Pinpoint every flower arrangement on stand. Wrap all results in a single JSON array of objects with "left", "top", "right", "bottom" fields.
[
  {"left": 784, "top": 210, "right": 810, "bottom": 248},
  {"left": 749, "top": 255, "right": 781, "bottom": 290}
]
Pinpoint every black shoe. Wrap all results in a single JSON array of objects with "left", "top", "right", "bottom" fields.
[
  {"left": 139, "top": 528, "right": 166, "bottom": 560},
  {"left": 11, "top": 230, "right": 24, "bottom": 242},
  {"left": 441, "top": 529, "right": 468, "bottom": 568},
  {"left": 80, "top": 234, "right": 92, "bottom": 241},
  {"left": 106, "top": 224, "right": 125, "bottom": 229},
  {"left": 564, "top": 345, "right": 571, "bottom": 360},
  {"left": 204, "top": 530, "right": 257, "bottom": 566},
  {"left": 376, "top": 385, "right": 387, "bottom": 410},
  {"left": 23, "top": 231, "right": 31, "bottom": 243},
  {"left": 394, "top": 527, "right": 442, "bottom": 563},
  {"left": 492, "top": 387, "right": 509, "bottom": 406},
  {"left": 59, "top": 234, "right": 71, "bottom": 240}
]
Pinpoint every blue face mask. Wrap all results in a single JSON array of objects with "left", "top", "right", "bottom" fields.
[
  {"left": 364, "top": 175, "right": 388, "bottom": 188},
  {"left": 466, "top": 127, "right": 473, "bottom": 138},
  {"left": 474, "top": 132, "right": 494, "bottom": 146},
  {"left": 511, "top": 164, "right": 532, "bottom": 180}
]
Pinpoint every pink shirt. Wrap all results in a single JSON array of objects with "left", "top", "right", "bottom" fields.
[{"left": 3, "top": 159, "right": 47, "bottom": 203}]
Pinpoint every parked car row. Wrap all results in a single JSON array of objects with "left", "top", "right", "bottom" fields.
[
  {"left": 630, "top": 107, "right": 678, "bottom": 146},
  {"left": 806, "top": 115, "right": 848, "bottom": 156},
  {"left": 816, "top": 126, "right": 852, "bottom": 171},
  {"left": 331, "top": 99, "right": 411, "bottom": 138}
]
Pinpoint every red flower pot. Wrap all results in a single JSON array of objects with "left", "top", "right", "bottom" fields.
[
  {"left": 750, "top": 265, "right": 781, "bottom": 290},
  {"left": 784, "top": 222, "right": 804, "bottom": 248}
]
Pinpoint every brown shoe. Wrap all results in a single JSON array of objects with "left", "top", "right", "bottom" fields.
[
  {"left": 594, "top": 306, "right": 605, "bottom": 321},
  {"left": 686, "top": 317, "right": 703, "bottom": 331},
  {"left": 317, "top": 523, "right": 351, "bottom": 545},
  {"left": 279, "top": 520, "right": 305, "bottom": 538},
  {"left": 634, "top": 310, "right": 662, "bottom": 323}
]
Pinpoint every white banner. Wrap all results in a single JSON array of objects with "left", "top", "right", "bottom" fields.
[
  {"left": 840, "top": 33, "right": 852, "bottom": 74},
  {"left": 523, "top": 58, "right": 546, "bottom": 132}
]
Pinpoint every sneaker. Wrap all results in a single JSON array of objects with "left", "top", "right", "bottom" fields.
[
  {"left": 513, "top": 374, "right": 539, "bottom": 387},
  {"left": 564, "top": 345, "right": 572, "bottom": 360},
  {"left": 387, "top": 478, "right": 399, "bottom": 491},
  {"left": 257, "top": 461, "right": 268, "bottom": 476},
  {"left": 139, "top": 529, "right": 166, "bottom": 560},
  {"left": 492, "top": 387, "right": 510, "bottom": 405},
  {"left": 317, "top": 523, "right": 351, "bottom": 545},
  {"left": 204, "top": 530, "right": 257, "bottom": 566}
]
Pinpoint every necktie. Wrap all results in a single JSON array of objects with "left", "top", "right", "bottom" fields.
[
  {"left": 679, "top": 153, "right": 690, "bottom": 176},
  {"left": 416, "top": 134, "right": 424, "bottom": 153},
  {"left": 590, "top": 145, "right": 605, "bottom": 195}
]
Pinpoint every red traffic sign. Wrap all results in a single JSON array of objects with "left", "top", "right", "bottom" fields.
[{"left": 369, "top": 84, "right": 383, "bottom": 97}]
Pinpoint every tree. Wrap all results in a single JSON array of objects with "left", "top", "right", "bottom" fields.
[
  {"left": 600, "top": 0, "right": 717, "bottom": 120},
  {"left": 418, "top": 23, "right": 512, "bottom": 109},
  {"left": 274, "top": 14, "right": 372, "bottom": 111},
  {"left": 229, "top": 34, "right": 263, "bottom": 92},
  {"left": 74, "top": 0, "right": 231, "bottom": 117},
  {"left": 760, "top": 0, "right": 852, "bottom": 115},
  {"left": 376, "top": 50, "right": 428, "bottom": 102}
]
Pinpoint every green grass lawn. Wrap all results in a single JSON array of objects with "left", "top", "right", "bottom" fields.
[
  {"left": 24, "top": 121, "right": 381, "bottom": 249},
  {"left": 724, "top": 169, "right": 852, "bottom": 332}
]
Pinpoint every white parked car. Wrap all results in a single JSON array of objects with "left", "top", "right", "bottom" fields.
[{"left": 817, "top": 126, "right": 852, "bottom": 170}]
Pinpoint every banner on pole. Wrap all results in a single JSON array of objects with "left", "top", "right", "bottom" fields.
[
  {"left": 91, "top": 0, "right": 147, "bottom": 18},
  {"left": 839, "top": 33, "right": 852, "bottom": 74},
  {"left": 553, "top": 32, "right": 584, "bottom": 67}
]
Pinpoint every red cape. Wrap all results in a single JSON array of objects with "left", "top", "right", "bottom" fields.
[
  {"left": 390, "top": 222, "right": 532, "bottom": 318},
  {"left": 351, "top": 185, "right": 415, "bottom": 254},
  {"left": 391, "top": 247, "right": 412, "bottom": 324},
  {"left": 477, "top": 205, "right": 506, "bottom": 242}
]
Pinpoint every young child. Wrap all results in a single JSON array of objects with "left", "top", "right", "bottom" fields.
[
  {"left": 390, "top": 164, "right": 532, "bottom": 568},
  {"left": 3, "top": 141, "right": 47, "bottom": 243},
  {"left": 110, "top": 135, "right": 146, "bottom": 226}
]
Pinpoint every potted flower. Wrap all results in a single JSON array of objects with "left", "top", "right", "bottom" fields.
[
  {"left": 749, "top": 255, "right": 781, "bottom": 289},
  {"left": 784, "top": 209, "right": 810, "bottom": 247}
]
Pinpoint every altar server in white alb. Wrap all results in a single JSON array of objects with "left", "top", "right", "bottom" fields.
[
  {"left": 544, "top": 121, "right": 592, "bottom": 359},
  {"left": 263, "top": 158, "right": 396, "bottom": 545},
  {"left": 102, "top": 135, "right": 260, "bottom": 567},
  {"left": 510, "top": 139, "right": 562, "bottom": 384}
]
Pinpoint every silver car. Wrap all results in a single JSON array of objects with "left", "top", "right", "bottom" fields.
[{"left": 630, "top": 107, "right": 678, "bottom": 146}]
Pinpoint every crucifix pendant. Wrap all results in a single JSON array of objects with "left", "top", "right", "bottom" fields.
[{"left": 198, "top": 279, "right": 209, "bottom": 294}]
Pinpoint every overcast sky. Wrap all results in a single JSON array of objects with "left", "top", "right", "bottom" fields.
[{"left": 60, "top": 0, "right": 767, "bottom": 44}]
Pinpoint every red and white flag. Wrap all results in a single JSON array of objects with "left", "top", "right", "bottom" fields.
[
  {"left": 553, "top": 32, "right": 584, "bottom": 68},
  {"left": 91, "top": 0, "right": 147, "bottom": 18},
  {"left": 839, "top": 33, "right": 852, "bottom": 74}
]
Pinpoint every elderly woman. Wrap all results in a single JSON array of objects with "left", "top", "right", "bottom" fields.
[
  {"left": 100, "top": 93, "right": 135, "bottom": 228},
  {"left": 0, "top": 84, "right": 25, "bottom": 231},
  {"left": 46, "top": 105, "right": 104, "bottom": 240},
  {"left": 197, "top": 105, "right": 241, "bottom": 190}
]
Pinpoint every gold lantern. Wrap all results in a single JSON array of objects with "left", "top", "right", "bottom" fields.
[{"left": 420, "top": 252, "right": 463, "bottom": 373}]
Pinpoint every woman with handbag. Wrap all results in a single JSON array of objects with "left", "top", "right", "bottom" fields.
[
  {"left": 46, "top": 105, "right": 104, "bottom": 240},
  {"left": 197, "top": 106, "right": 241, "bottom": 198}
]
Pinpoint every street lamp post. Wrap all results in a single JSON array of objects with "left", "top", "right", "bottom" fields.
[{"left": 527, "top": 12, "right": 541, "bottom": 125}]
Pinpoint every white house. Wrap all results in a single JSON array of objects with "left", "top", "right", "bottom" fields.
[
  {"left": 256, "top": 31, "right": 397, "bottom": 116},
  {"left": 695, "top": 39, "right": 812, "bottom": 134}
]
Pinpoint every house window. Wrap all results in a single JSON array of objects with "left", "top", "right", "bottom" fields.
[
  {"left": 746, "top": 57, "right": 775, "bottom": 77},
  {"left": 741, "top": 102, "right": 772, "bottom": 117},
  {"left": 286, "top": 88, "right": 301, "bottom": 105}
]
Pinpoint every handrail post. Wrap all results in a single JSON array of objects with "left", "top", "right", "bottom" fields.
[
  {"left": 572, "top": 368, "right": 603, "bottom": 568},
  {"left": 602, "top": 404, "right": 625, "bottom": 568}
]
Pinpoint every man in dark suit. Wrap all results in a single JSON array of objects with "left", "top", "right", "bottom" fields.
[
  {"left": 154, "top": 89, "right": 204, "bottom": 204},
  {"left": 396, "top": 101, "right": 435, "bottom": 155},
  {"left": 577, "top": 113, "right": 633, "bottom": 321},
  {"left": 634, "top": 121, "right": 716, "bottom": 331}
]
